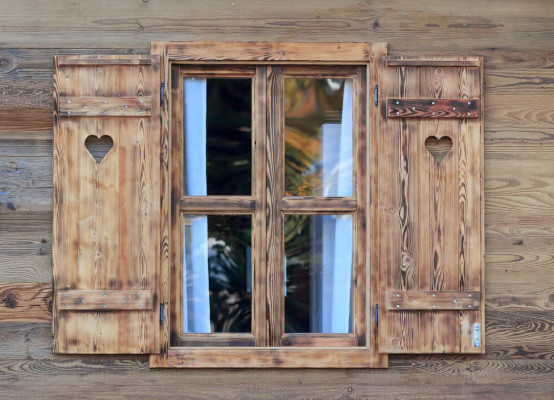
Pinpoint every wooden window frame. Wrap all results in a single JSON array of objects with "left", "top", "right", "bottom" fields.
[{"left": 150, "top": 42, "right": 389, "bottom": 368}]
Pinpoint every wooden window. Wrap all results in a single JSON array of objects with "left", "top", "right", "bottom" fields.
[
  {"left": 169, "top": 63, "right": 368, "bottom": 352},
  {"left": 52, "top": 43, "right": 484, "bottom": 368}
]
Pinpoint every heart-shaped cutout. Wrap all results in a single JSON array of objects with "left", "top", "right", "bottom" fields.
[
  {"left": 425, "top": 136, "right": 452, "bottom": 164},
  {"left": 85, "top": 135, "right": 113, "bottom": 163}
]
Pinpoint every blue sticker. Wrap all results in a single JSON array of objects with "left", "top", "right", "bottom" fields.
[{"left": 473, "top": 323, "right": 481, "bottom": 348}]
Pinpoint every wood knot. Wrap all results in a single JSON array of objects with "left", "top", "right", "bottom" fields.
[{"left": 2, "top": 290, "right": 17, "bottom": 308}]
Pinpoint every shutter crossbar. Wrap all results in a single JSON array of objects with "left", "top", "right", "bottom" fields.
[
  {"left": 388, "top": 99, "right": 480, "bottom": 119},
  {"left": 57, "top": 290, "right": 152, "bottom": 311},
  {"left": 58, "top": 96, "right": 152, "bottom": 117},
  {"left": 386, "top": 291, "right": 480, "bottom": 310}
]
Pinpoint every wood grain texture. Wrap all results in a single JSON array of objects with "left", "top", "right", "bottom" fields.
[
  {"left": 0, "top": 0, "right": 553, "bottom": 396},
  {"left": 167, "top": 42, "right": 373, "bottom": 62},
  {"left": 58, "top": 96, "right": 153, "bottom": 117},
  {"left": 165, "top": 347, "right": 385, "bottom": 368},
  {"left": 387, "top": 99, "right": 480, "bottom": 119},
  {"left": 53, "top": 55, "right": 161, "bottom": 354},
  {"left": 57, "top": 290, "right": 152, "bottom": 311},
  {"left": 0, "top": 283, "right": 51, "bottom": 321},
  {"left": 179, "top": 196, "right": 255, "bottom": 213},
  {"left": 386, "top": 291, "right": 480, "bottom": 310},
  {"left": 378, "top": 57, "right": 484, "bottom": 354}
]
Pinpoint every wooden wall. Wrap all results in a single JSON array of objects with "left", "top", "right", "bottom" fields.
[{"left": 0, "top": 0, "right": 552, "bottom": 398}]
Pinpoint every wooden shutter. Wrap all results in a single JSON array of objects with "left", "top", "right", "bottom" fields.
[
  {"left": 53, "top": 55, "right": 161, "bottom": 354},
  {"left": 377, "top": 56, "right": 484, "bottom": 353}
]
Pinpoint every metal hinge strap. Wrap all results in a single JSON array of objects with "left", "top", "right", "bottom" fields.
[
  {"left": 160, "top": 83, "right": 165, "bottom": 105},
  {"left": 375, "top": 304, "right": 379, "bottom": 325},
  {"left": 160, "top": 303, "right": 164, "bottom": 325},
  {"left": 374, "top": 85, "right": 378, "bottom": 106}
]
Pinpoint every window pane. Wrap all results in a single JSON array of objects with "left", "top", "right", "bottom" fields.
[
  {"left": 284, "top": 78, "right": 353, "bottom": 197},
  {"left": 284, "top": 214, "right": 353, "bottom": 333},
  {"left": 183, "top": 78, "right": 252, "bottom": 196},
  {"left": 183, "top": 215, "right": 252, "bottom": 333}
]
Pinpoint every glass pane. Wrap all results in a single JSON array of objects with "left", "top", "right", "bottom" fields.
[
  {"left": 284, "top": 78, "right": 353, "bottom": 197},
  {"left": 182, "top": 215, "right": 252, "bottom": 333},
  {"left": 284, "top": 214, "right": 353, "bottom": 333},
  {"left": 183, "top": 78, "right": 252, "bottom": 196}
]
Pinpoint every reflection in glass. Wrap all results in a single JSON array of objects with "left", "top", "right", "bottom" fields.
[
  {"left": 183, "top": 215, "right": 252, "bottom": 333},
  {"left": 284, "top": 78, "right": 353, "bottom": 197},
  {"left": 183, "top": 78, "right": 252, "bottom": 196},
  {"left": 284, "top": 214, "right": 353, "bottom": 333}
]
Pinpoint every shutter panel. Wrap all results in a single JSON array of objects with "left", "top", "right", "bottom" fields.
[
  {"left": 377, "top": 56, "right": 484, "bottom": 353},
  {"left": 53, "top": 55, "right": 161, "bottom": 354}
]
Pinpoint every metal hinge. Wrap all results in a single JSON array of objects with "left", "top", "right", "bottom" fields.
[
  {"left": 160, "top": 83, "right": 165, "bottom": 105},
  {"left": 375, "top": 304, "right": 379, "bottom": 325},
  {"left": 160, "top": 303, "right": 164, "bottom": 325},
  {"left": 374, "top": 85, "right": 378, "bottom": 106}
]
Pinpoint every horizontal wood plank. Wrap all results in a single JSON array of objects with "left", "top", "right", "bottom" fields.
[
  {"left": 58, "top": 97, "right": 152, "bottom": 117},
  {"left": 166, "top": 42, "right": 375, "bottom": 62},
  {"left": 56, "top": 56, "right": 152, "bottom": 66},
  {"left": 386, "top": 58, "right": 481, "bottom": 67},
  {"left": 57, "top": 290, "right": 152, "bottom": 311},
  {"left": 178, "top": 334, "right": 256, "bottom": 347},
  {"left": 0, "top": 283, "right": 51, "bottom": 321},
  {"left": 179, "top": 196, "right": 255, "bottom": 213},
  {"left": 387, "top": 99, "right": 480, "bottom": 119},
  {"left": 281, "top": 197, "right": 357, "bottom": 213},
  {"left": 281, "top": 334, "right": 358, "bottom": 347},
  {"left": 164, "top": 347, "right": 387, "bottom": 368},
  {"left": 386, "top": 291, "right": 481, "bottom": 311}
]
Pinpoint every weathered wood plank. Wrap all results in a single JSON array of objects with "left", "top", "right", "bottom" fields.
[
  {"left": 179, "top": 196, "right": 255, "bottom": 213},
  {"left": 58, "top": 96, "right": 152, "bottom": 117},
  {"left": 386, "top": 291, "right": 480, "bottom": 310},
  {"left": 387, "top": 99, "right": 480, "bottom": 119},
  {"left": 165, "top": 347, "right": 385, "bottom": 368},
  {"left": 57, "top": 290, "right": 152, "bottom": 311},
  {"left": 0, "top": 283, "right": 51, "bottom": 321}
]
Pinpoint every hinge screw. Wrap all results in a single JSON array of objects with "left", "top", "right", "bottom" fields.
[
  {"left": 432, "top": 305, "right": 436, "bottom": 308},
  {"left": 81, "top": 299, "right": 85, "bottom": 302},
  {"left": 84, "top": 105, "right": 87, "bottom": 109},
  {"left": 124, "top": 105, "right": 128, "bottom": 109},
  {"left": 453, "top": 107, "right": 456, "bottom": 110},
  {"left": 104, "top": 100, "right": 108, "bottom": 104}
]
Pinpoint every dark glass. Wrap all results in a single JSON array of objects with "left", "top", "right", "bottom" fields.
[
  {"left": 182, "top": 215, "right": 252, "bottom": 333},
  {"left": 284, "top": 78, "right": 353, "bottom": 197},
  {"left": 183, "top": 78, "right": 252, "bottom": 196},
  {"left": 284, "top": 214, "right": 353, "bottom": 333}
]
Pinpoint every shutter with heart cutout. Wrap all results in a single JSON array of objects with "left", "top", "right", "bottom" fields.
[
  {"left": 53, "top": 55, "right": 161, "bottom": 354},
  {"left": 376, "top": 56, "right": 484, "bottom": 353}
]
